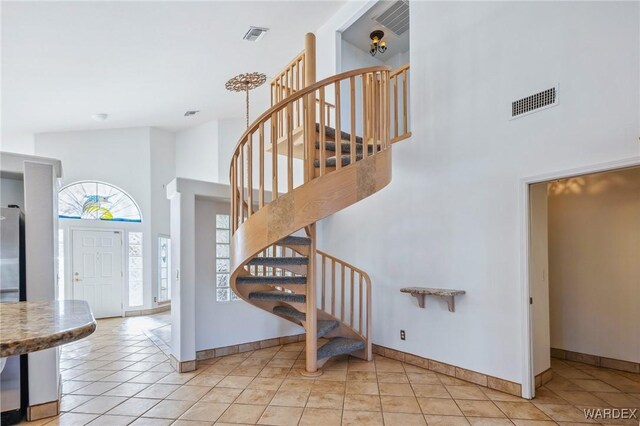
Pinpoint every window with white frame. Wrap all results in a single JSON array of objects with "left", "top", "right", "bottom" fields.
[
  {"left": 158, "top": 236, "right": 170, "bottom": 302},
  {"left": 128, "top": 232, "right": 143, "bottom": 306},
  {"left": 215, "top": 214, "right": 238, "bottom": 301}
]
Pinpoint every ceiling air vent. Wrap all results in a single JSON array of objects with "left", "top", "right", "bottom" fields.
[
  {"left": 375, "top": 0, "right": 410, "bottom": 36},
  {"left": 511, "top": 86, "right": 558, "bottom": 119},
  {"left": 243, "top": 26, "right": 269, "bottom": 42},
  {"left": 184, "top": 110, "right": 199, "bottom": 117}
]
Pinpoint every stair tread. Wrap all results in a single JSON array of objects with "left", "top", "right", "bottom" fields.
[
  {"left": 317, "top": 337, "right": 365, "bottom": 360},
  {"left": 248, "top": 290, "right": 306, "bottom": 303},
  {"left": 272, "top": 306, "right": 340, "bottom": 338},
  {"left": 315, "top": 141, "right": 378, "bottom": 154},
  {"left": 278, "top": 236, "right": 311, "bottom": 246},
  {"left": 237, "top": 275, "right": 307, "bottom": 285},
  {"left": 248, "top": 257, "right": 308, "bottom": 266},
  {"left": 316, "top": 123, "right": 363, "bottom": 145},
  {"left": 314, "top": 154, "right": 364, "bottom": 168}
]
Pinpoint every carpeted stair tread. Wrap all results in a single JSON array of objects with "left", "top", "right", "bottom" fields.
[
  {"left": 315, "top": 123, "right": 363, "bottom": 145},
  {"left": 278, "top": 236, "right": 311, "bottom": 246},
  {"left": 247, "top": 257, "right": 308, "bottom": 267},
  {"left": 314, "top": 154, "right": 363, "bottom": 168},
  {"left": 248, "top": 290, "right": 306, "bottom": 303},
  {"left": 272, "top": 306, "right": 340, "bottom": 338},
  {"left": 237, "top": 275, "right": 307, "bottom": 285},
  {"left": 315, "top": 141, "right": 378, "bottom": 154},
  {"left": 317, "top": 337, "right": 365, "bottom": 360},
  {"left": 273, "top": 305, "right": 306, "bottom": 321}
]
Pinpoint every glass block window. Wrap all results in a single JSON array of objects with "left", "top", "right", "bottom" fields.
[
  {"left": 216, "top": 214, "right": 238, "bottom": 302},
  {"left": 128, "top": 232, "right": 144, "bottom": 306},
  {"left": 59, "top": 181, "right": 142, "bottom": 223},
  {"left": 158, "top": 236, "right": 170, "bottom": 302},
  {"left": 57, "top": 229, "right": 65, "bottom": 300}
]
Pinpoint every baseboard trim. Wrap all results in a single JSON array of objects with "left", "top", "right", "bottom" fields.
[
  {"left": 534, "top": 368, "right": 553, "bottom": 388},
  {"left": 196, "top": 333, "right": 306, "bottom": 361},
  {"left": 27, "top": 399, "right": 59, "bottom": 421},
  {"left": 169, "top": 354, "right": 196, "bottom": 373},
  {"left": 551, "top": 348, "right": 640, "bottom": 373},
  {"left": 373, "top": 344, "right": 523, "bottom": 397},
  {"left": 125, "top": 304, "right": 171, "bottom": 317}
]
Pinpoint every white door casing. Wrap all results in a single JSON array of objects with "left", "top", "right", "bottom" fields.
[{"left": 72, "top": 229, "right": 123, "bottom": 318}]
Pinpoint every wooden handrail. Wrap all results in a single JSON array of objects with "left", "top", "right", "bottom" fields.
[{"left": 317, "top": 249, "right": 372, "bottom": 359}]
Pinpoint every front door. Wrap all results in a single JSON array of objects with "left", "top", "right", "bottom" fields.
[{"left": 72, "top": 229, "right": 123, "bottom": 318}]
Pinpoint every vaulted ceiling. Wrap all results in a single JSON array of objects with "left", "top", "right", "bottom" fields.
[{"left": 1, "top": 1, "right": 346, "bottom": 142}]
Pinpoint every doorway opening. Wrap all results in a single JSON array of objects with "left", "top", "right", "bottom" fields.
[
  {"left": 527, "top": 165, "right": 640, "bottom": 401},
  {"left": 71, "top": 229, "right": 125, "bottom": 318}
]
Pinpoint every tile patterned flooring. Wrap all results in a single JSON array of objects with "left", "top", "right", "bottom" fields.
[{"left": 21, "top": 314, "right": 640, "bottom": 426}]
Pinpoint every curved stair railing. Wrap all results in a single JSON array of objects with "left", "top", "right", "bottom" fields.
[{"left": 229, "top": 33, "right": 409, "bottom": 375}]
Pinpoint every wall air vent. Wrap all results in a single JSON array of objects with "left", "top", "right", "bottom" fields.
[
  {"left": 243, "top": 26, "right": 269, "bottom": 42},
  {"left": 375, "top": 0, "right": 410, "bottom": 36},
  {"left": 184, "top": 110, "right": 199, "bottom": 117},
  {"left": 511, "top": 87, "right": 558, "bottom": 119}
]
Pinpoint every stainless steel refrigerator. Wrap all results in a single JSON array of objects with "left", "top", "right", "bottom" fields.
[{"left": 0, "top": 206, "right": 28, "bottom": 425}]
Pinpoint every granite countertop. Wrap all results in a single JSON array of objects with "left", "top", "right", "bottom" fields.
[
  {"left": 400, "top": 287, "right": 466, "bottom": 297},
  {"left": 0, "top": 300, "right": 96, "bottom": 357}
]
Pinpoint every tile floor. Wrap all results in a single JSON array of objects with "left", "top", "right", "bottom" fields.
[{"left": 21, "top": 314, "right": 640, "bottom": 426}]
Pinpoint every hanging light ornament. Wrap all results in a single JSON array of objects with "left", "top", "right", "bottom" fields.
[{"left": 225, "top": 72, "right": 267, "bottom": 128}]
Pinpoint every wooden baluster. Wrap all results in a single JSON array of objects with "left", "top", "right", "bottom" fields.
[
  {"left": 372, "top": 73, "right": 378, "bottom": 155},
  {"left": 334, "top": 81, "right": 342, "bottom": 171},
  {"left": 239, "top": 145, "right": 244, "bottom": 224},
  {"left": 319, "top": 86, "right": 326, "bottom": 176},
  {"left": 350, "top": 269, "right": 355, "bottom": 327},
  {"left": 402, "top": 70, "right": 408, "bottom": 135},
  {"left": 341, "top": 264, "right": 346, "bottom": 321},
  {"left": 321, "top": 255, "right": 326, "bottom": 310},
  {"left": 287, "top": 102, "right": 294, "bottom": 192},
  {"left": 231, "top": 159, "right": 236, "bottom": 231},
  {"left": 247, "top": 136, "right": 253, "bottom": 216},
  {"left": 350, "top": 76, "right": 356, "bottom": 164},
  {"left": 385, "top": 72, "right": 391, "bottom": 149},
  {"left": 331, "top": 259, "right": 336, "bottom": 316},
  {"left": 259, "top": 123, "right": 265, "bottom": 208},
  {"left": 359, "top": 274, "right": 363, "bottom": 335},
  {"left": 271, "top": 113, "right": 278, "bottom": 199},
  {"left": 362, "top": 75, "right": 367, "bottom": 158},
  {"left": 394, "top": 75, "right": 399, "bottom": 140}
]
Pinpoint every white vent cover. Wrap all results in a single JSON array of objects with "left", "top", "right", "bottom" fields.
[
  {"left": 375, "top": 0, "right": 410, "bottom": 36},
  {"left": 243, "top": 26, "right": 269, "bottom": 42},
  {"left": 511, "top": 87, "right": 558, "bottom": 118}
]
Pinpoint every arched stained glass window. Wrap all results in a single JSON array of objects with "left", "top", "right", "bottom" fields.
[{"left": 59, "top": 181, "right": 142, "bottom": 223}]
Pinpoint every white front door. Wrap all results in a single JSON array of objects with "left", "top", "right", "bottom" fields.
[{"left": 72, "top": 230, "right": 123, "bottom": 318}]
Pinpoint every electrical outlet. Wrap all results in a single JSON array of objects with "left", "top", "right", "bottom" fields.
[
  {"left": 154, "top": 297, "right": 157, "bottom": 303},
  {"left": 400, "top": 330, "right": 406, "bottom": 340}
]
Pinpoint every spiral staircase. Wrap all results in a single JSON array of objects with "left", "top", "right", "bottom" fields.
[{"left": 229, "top": 33, "right": 411, "bottom": 376}]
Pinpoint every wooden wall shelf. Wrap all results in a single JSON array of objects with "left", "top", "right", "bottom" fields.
[{"left": 400, "top": 287, "right": 466, "bottom": 312}]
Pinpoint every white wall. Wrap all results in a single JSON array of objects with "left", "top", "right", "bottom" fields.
[
  {"left": 0, "top": 133, "right": 35, "bottom": 155},
  {"left": 176, "top": 120, "right": 219, "bottom": 183},
  {"left": 195, "top": 197, "right": 302, "bottom": 350},
  {"left": 548, "top": 168, "right": 640, "bottom": 363},
  {"left": 150, "top": 128, "right": 176, "bottom": 303},
  {"left": 0, "top": 177, "right": 24, "bottom": 208},
  {"left": 318, "top": 1, "right": 640, "bottom": 387},
  {"left": 34, "top": 127, "right": 163, "bottom": 310},
  {"left": 217, "top": 118, "right": 246, "bottom": 184}
]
